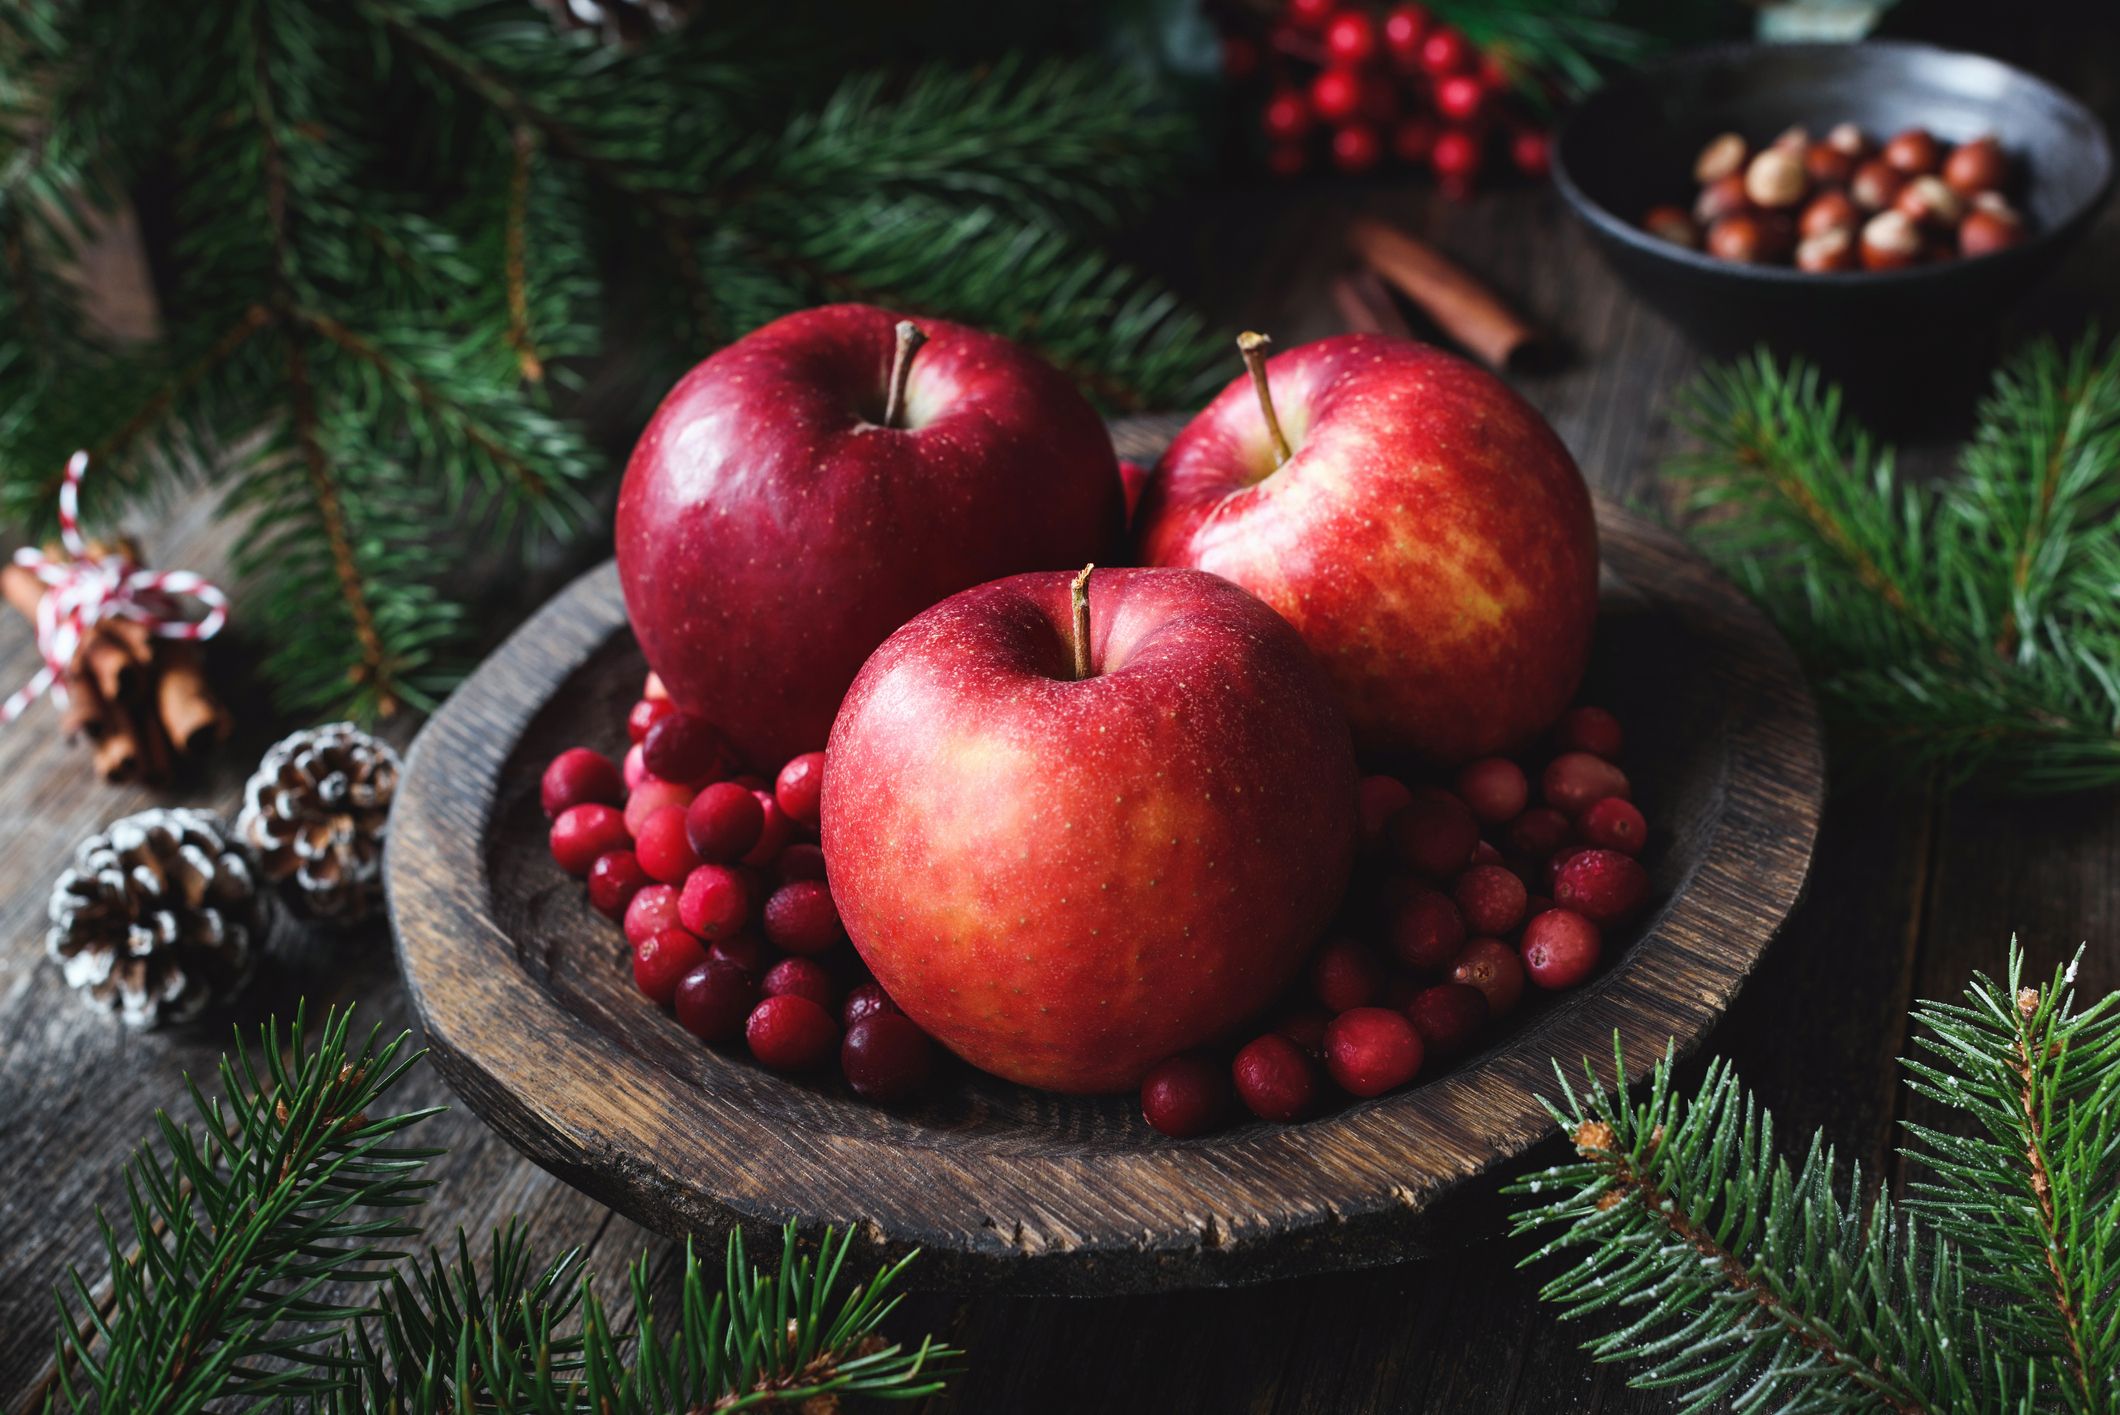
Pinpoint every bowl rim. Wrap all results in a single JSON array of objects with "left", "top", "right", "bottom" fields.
[{"left": 1551, "top": 38, "right": 2117, "bottom": 288}]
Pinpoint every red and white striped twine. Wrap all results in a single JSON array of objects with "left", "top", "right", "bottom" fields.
[{"left": 2, "top": 452, "right": 229, "bottom": 723}]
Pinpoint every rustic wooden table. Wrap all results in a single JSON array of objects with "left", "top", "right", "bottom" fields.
[{"left": 4, "top": 14, "right": 2116, "bottom": 1411}]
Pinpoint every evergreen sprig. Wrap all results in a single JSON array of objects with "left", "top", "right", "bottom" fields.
[
  {"left": 1511, "top": 943, "right": 2120, "bottom": 1414},
  {"left": 44, "top": 1006, "right": 954, "bottom": 1413},
  {"left": 2, "top": 0, "right": 1215, "bottom": 719},
  {"left": 1665, "top": 336, "right": 2120, "bottom": 793}
]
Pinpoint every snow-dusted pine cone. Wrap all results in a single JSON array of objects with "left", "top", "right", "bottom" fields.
[
  {"left": 47, "top": 807, "right": 263, "bottom": 1028},
  {"left": 237, "top": 722, "right": 402, "bottom": 924}
]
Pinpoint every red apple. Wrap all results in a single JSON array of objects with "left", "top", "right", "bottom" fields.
[
  {"left": 1134, "top": 333, "right": 1598, "bottom": 764},
  {"left": 822, "top": 566, "right": 1358, "bottom": 1093},
  {"left": 617, "top": 305, "right": 1124, "bottom": 769}
]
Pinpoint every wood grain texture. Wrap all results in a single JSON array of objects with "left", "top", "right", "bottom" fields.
[{"left": 386, "top": 493, "right": 1824, "bottom": 1294}]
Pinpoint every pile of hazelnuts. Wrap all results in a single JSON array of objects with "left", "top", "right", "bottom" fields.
[{"left": 1643, "top": 122, "right": 2025, "bottom": 271}]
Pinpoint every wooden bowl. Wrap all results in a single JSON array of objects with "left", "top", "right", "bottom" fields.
[{"left": 388, "top": 498, "right": 1822, "bottom": 1295}]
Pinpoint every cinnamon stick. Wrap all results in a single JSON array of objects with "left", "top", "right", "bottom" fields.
[
  {"left": 158, "top": 641, "right": 230, "bottom": 754},
  {"left": 1347, "top": 216, "right": 1545, "bottom": 372}
]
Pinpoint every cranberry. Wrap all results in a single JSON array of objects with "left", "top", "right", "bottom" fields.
[
  {"left": 1389, "top": 786, "right": 1479, "bottom": 876},
  {"left": 642, "top": 711, "right": 728, "bottom": 785},
  {"left": 1552, "top": 848, "right": 1649, "bottom": 923},
  {"left": 624, "top": 778, "right": 696, "bottom": 837},
  {"left": 1140, "top": 1053, "right": 1233, "bottom": 1137},
  {"left": 774, "top": 751, "right": 827, "bottom": 829},
  {"left": 1453, "top": 758, "right": 1528, "bottom": 825},
  {"left": 1511, "top": 128, "right": 1551, "bottom": 179},
  {"left": 634, "top": 805, "right": 702, "bottom": 885},
  {"left": 1407, "top": 982, "right": 1488, "bottom": 1058},
  {"left": 1323, "top": 10, "right": 1375, "bottom": 65},
  {"left": 622, "top": 743, "right": 649, "bottom": 790},
  {"left": 1418, "top": 24, "right": 1470, "bottom": 75},
  {"left": 587, "top": 850, "right": 650, "bottom": 919},
  {"left": 1286, "top": 0, "right": 1336, "bottom": 29},
  {"left": 1383, "top": 4, "right": 1430, "bottom": 65},
  {"left": 1262, "top": 89, "right": 1312, "bottom": 143},
  {"left": 642, "top": 671, "right": 668, "bottom": 702},
  {"left": 541, "top": 747, "right": 624, "bottom": 818},
  {"left": 1273, "top": 1006, "right": 1331, "bottom": 1056},
  {"left": 1357, "top": 775, "right": 1413, "bottom": 848},
  {"left": 550, "top": 804, "right": 630, "bottom": 876},
  {"left": 1324, "top": 1007, "right": 1424, "bottom": 1097},
  {"left": 1453, "top": 864, "right": 1527, "bottom": 935},
  {"left": 1579, "top": 797, "right": 1647, "bottom": 855},
  {"left": 1232, "top": 1035, "right": 1318, "bottom": 1122},
  {"left": 742, "top": 791, "right": 794, "bottom": 867},
  {"left": 1556, "top": 705, "right": 1623, "bottom": 759},
  {"left": 746, "top": 994, "right": 839, "bottom": 1072},
  {"left": 1543, "top": 752, "right": 1631, "bottom": 815},
  {"left": 763, "top": 880, "right": 844, "bottom": 955},
  {"left": 707, "top": 932, "right": 767, "bottom": 977},
  {"left": 842, "top": 981, "right": 899, "bottom": 1028},
  {"left": 1433, "top": 72, "right": 1485, "bottom": 124},
  {"left": 1310, "top": 938, "right": 1384, "bottom": 1012},
  {"left": 627, "top": 697, "right": 674, "bottom": 744},
  {"left": 1309, "top": 67, "right": 1363, "bottom": 125},
  {"left": 683, "top": 782, "right": 763, "bottom": 863},
  {"left": 842, "top": 1012, "right": 936, "bottom": 1102},
  {"left": 762, "top": 955, "right": 836, "bottom": 1012},
  {"left": 1388, "top": 887, "right": 1467, "bottom": 970},
  {"left": 1506, "top": 805, "right": 1572, "bottom": 858},
  {"left": 1331, "top": 123, "right": 1383, "bottom": 175},
  {"left": 1522, "top": 908, "right": 1602, "bottom": 989},
  {"left": 775, "top": 842, "right": 829, "bottom": 886},
  {"left": 633, "top": 927, "right": 706, "bottom": 1006},
  {"left": 674, "top": 958, "right": 758, "bottom": 1042},
  {"left": 1450, "top": 937, "right": 1525, "bottom": 1016},
  {"left": 1545, "top": 844, "right": 1592, "bottom": 893},
  {"left": 678, "top": 863, "right": 749, "bottom": 939},
  {"left": 623, "top": 883, "right": 682, "bottom": 945}
]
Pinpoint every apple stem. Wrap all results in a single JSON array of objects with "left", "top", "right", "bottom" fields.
[
  {"left": 883, "top": 319, "right": 928, "bottom": 429},
  {"left": 1070, "top": 563, "right": 1095, "bottom": 681},
  {"left": 1237, "top": 330, "right": 1292, "bottom": 468}
]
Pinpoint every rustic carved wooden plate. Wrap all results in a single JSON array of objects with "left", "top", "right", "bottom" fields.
[{"left": 389, "top": 471, "right": 1823, "bottom": 1296}]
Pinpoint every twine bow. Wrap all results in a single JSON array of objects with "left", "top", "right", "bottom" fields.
[{"left": 3, "top": 452, "right": 229, "bottom": 723}]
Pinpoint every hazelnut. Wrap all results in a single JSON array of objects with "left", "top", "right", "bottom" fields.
[
  {"left": 1859, "top": 209, "right": 1923, "bottom": 270},
  {"left": 1943, "top": 135, "right": 2009, "bottom": 195},
  {"left": 1825, "top": 122, "right": 1871, "bottom": 158},
  {"left": 1694, "top": 132, "right": 1749, "bottom": 185},
  {"left": 1705, "top": 213, "right": 1763, "bottom": 263},
  {"left": 1796, "top": 226, "right": 1858, "bottom": 273},
  {"left": 1772, "top": 124, "right": 1811, "bottom": 152},
  {"left": 1799, "top": 189, "right": 1859, "bottom": 240},
  {"left": 1642, "top": 204, "right": 1701, "bottom": 249},
  {"left": 1744, "top": 145, "right": 1808, "bottom": 208},
  {"left": 1805, "top": 142, "right": 1855, "bottom": 187},
  {"left": 1894, "top": 174, "right": 1966, "bottom": 229},
  {"left": 1959, "top": 204, "right": 2027, "bottom": 257},
  {"left": 1882, "top": 127, "right": 1942, "bottom": 175},
  {"left": 1850, "top": 158, "right": 1907, "bottom": 212},
  {"left": 1694, "top": 173, "right": 1752, "bottom": 225}
]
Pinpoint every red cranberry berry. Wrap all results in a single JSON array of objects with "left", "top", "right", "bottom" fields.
[
  {"left": 1323, "top": 10, "right": 1376, "bottom": 65},
  {"left": 1451, "top": 937, "right": 1526, "bottom": 1016},
  {"left": 1418, "top": 24, "right": 1470, "bottom": 75},
  {"left": 587, "top": 850, "right": 650, "bottom": 919},
  {"left": 742, "top": 791, "right": 795, "bottom": 867},
  {"left": 1388, "top": 887, "right": 1467, "bottom": 971},
  {"left": 746, "top": 994, "right": 839, "bottom": 1072},
  {"left": 550, "top": 804, "right": 630, "bottom": 877},
  {"left": 1273, "top": 1006, "right": 1331, "bottom": 1057},
  {"left": 684, "top": 782, "right": 765, "bottom": 863},
  {"left": 1522, "top": 908, "right": 1602, "bottom": 989},
  {"left": 624, "top": 778, "right": 695, "bottom": 837},
  {"left": 1331, "top": 123, "right": 1384, "bottom": 174},
  {"left": 642, "top": 711, "right": 728, "bottom": 785},
  {"left": 1262, "top": 89, "right": 1312, "bottom": 143},
  {"left": 1287, "top": 0, "right": 1337, "bottom": 29},
  {"left": 1358, "top": 775, "right": 1413, "bottom": 848},
  {"left": 1324, "top": 1007, "right": 1424, "bottom": 1097},
  {"left": 1556, "top": 705, "right": 1623, "bottom": 759},
  {"left": 1505, "top": 805, "right": 1572, "bottom": 858},
  {"left": 763, "top": 954, "right": 836, "bottom": 1012},
  {"left": 1433, "top": 72, "right": 1485, "bottom": 124},
  {"left": 674, "top": 958, "right": 758, "bottom": 1042},
  {"left": 1543, "top": 751, "right": 1631, "bottom": 815},
  {"left": 633, "top": 927, "right": 706, "bottom": 1007},
  {"left": 634, "top": 804, "right": 702, "bottom": 885},
  {"left": 541, "top": 748, "right": 624, "bottom": 818},
  {"left": 775, "top": 842, "right": 829, "bottom": 886},
  {"left": 1453, "top": 864, "right": 1528, "bottom": 935},
  {"left": 843, "top": 1012, "right": 936, "bottom": 1103},
  {"left": 763, "top": 880, "right": 844, "bottom": 955},
  {"left": 1510, "top": 128, "right": 1551, "bottom": 179},
  {"left": 1407, "top": 982, "right": 1489, "bottom": 1058},
  {"left": 842, "top": 981, "right": 899, "bottom": 1028},
  {"left": 623, "top": 883, "right": 682, "bottom": 945},
  {"left": 1453, "top": 758, "right": 1528, "bottom": 825},
  {"left": 1310, "top": 938, "right": 1384, "bottom": 1012},
  {"left": 1309, "top": 67, "right": 1363, "bottom": 125},
  {"left": 679, "top": 863, "right": 749, "bottom": 939},
  {"left": 1552, "top": 848, "right": 1649, "bottom": 923},
  {"left": 1383, "top": 4, "right": 1430, "bottom": 65},
  {"left": 774, "top": 751, "right": 827, "bottom": 829},
  {"left": 627, "top": 696, "right": 674, "bottom": 744},
  {"left": 1579, "top": 797, "right": 1647, "bottom": 855},
  {"left": 622, "top": 743, "right": 649, "bottom": 790},
  {"left": 707, "top": 932, "right": 767, "bottom": 977},
  {"left": 1140, "top": 1053, "right": 1233, "bottom": 1137},
  {"left": 1545, "top": 843, "right": 1591, "bottom": 893},
  {"left": 1233, "top": 1034, "right": 1318, "bottom": 1122},
  {"left": 1389, "top": 786, "right": 1479, "bottom": 876}
]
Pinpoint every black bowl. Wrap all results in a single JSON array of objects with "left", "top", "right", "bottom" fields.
[{"left": 1553, "top": 41, "right": 2113, "bottom": 425}]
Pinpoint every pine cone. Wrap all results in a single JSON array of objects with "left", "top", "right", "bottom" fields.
[
  {"left": 238, "top": 723, "right": 402, "bottom": 924},
  {"left": 47, "top": 808, "right": 263, "bottom": 1028}
]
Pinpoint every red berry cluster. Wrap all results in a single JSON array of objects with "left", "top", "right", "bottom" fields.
[
  {"left": 1221, "top": 2, "right": 1551, "bottom": 192},
  {"left": 544, "top": 672, "right": 937, "bottom": 1103},
  {"left": 1138, "top": 703, "right": 1648, "bottom": 1138}
]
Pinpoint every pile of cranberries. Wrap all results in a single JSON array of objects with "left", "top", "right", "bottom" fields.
[
  {"left": 543, "top": 673, "right": 938, "bottom": 1103},
  {"left": 1217, "top": 1, "right": 1553, "bottom": 192},
  {"left": 1137, "top": 703, "right": 1649, "bottom": 1137}
]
